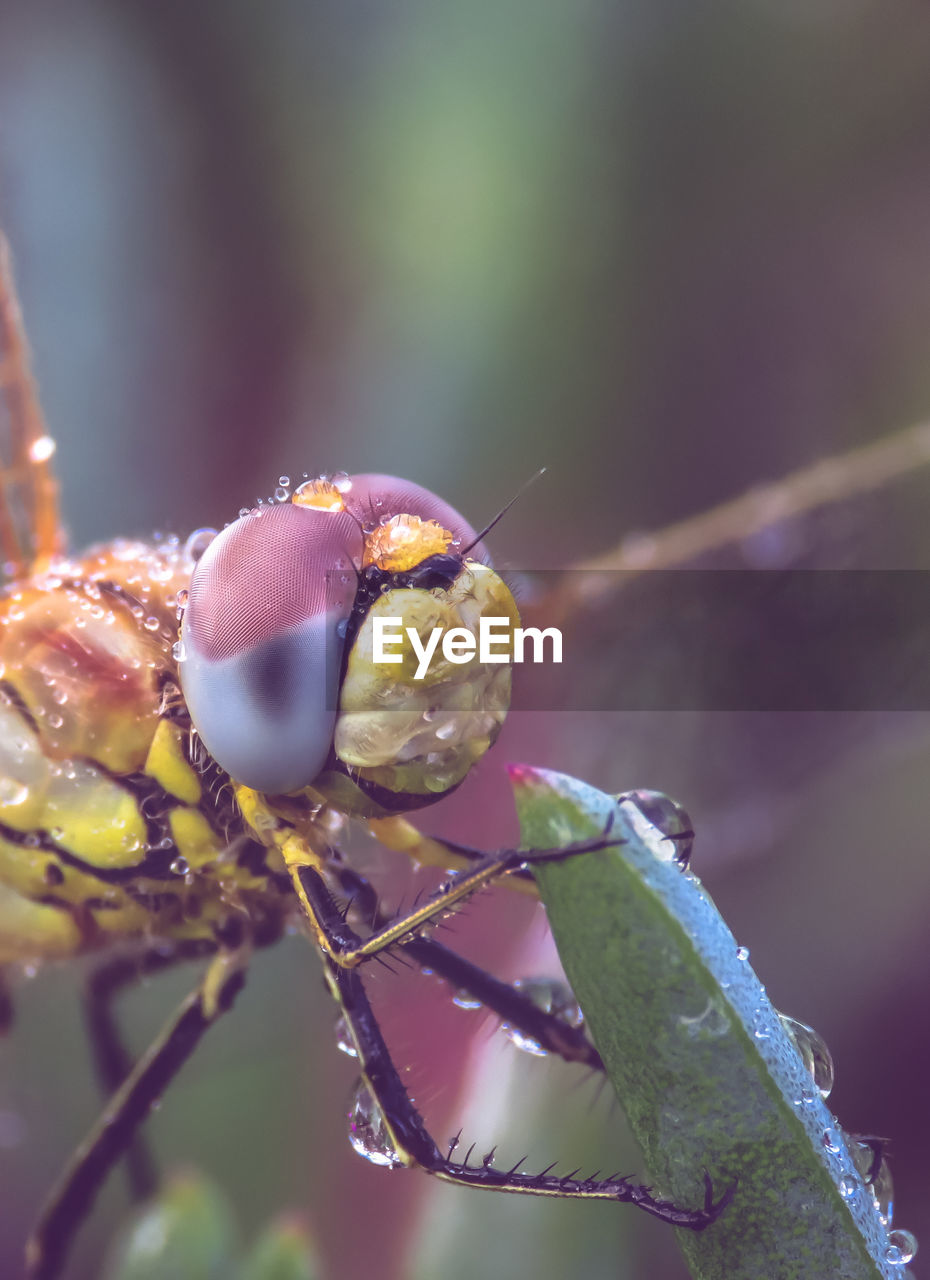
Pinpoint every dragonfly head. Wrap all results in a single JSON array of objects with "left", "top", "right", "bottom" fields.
[{"left": 178, "top": 474, "right": 519, "bottom": 812}]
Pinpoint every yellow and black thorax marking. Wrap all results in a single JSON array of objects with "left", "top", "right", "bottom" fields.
[{"left": 0, "top": 541, "right": 292, "bottom": 963}]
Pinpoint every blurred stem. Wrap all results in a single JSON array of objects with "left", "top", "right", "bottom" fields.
[{"left": 544, "top": 420, "right": 930, "bottom": 623}]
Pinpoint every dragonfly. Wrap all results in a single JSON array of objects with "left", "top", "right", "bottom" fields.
[{"left": 0, "top": 233, "right": 736, "bottom": 1280}]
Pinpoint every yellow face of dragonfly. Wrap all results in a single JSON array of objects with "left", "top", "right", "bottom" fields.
[{"left": 179, "top": 473, "right": 520, "bottom": 816}]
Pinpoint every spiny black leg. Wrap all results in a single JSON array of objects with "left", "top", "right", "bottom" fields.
[
  {"left": 288, "top": 820, "right": 618, "bottom": 968},
  {"left": 329, "top": 955, "right": 732, "bottom": 1228},
  {"left": 848, "top": 1133, "right": 891, "bottom": 1183},
  {"left": 408, "top": 937, "right": 603, "bottom": 1071},
  {"left": 25, "top": 950, "right": 245, "bottom": 1280},
  {"left": 414, "top": 833, "right": 536, "bottom": 885},
  {"left": 666, "top": 829, "right": 696, "bottom": 868},
  {"left": 84, "top": 941, "right": 219, "bottom": 1202},
  {"left": 330, "top": 862, "right": 603, "bottom": 1070}
]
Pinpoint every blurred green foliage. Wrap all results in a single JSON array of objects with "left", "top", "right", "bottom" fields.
[
  {"left": 2, "top": 4, "right": 930, "bottom": 1279},
  {"left": 104, "top": 1171, "right": 317, "bottom": 1280}
]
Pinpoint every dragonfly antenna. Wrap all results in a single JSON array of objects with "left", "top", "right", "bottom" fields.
[{"left": 461, "top": 467, "right": 547, "bottom": 555}]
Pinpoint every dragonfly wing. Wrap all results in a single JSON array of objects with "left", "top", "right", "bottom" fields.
[{"left": 0, "top": 233, "right": 63, "bottom": 582}]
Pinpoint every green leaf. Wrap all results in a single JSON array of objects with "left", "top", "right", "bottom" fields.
[
  {"left": 103, "top": 1171, "right": 238, "bottom": 1280},
  {"left": 510, "top": 764, "right": 897, "bottom": 1280}
]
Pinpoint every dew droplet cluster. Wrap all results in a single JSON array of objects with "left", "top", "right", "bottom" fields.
[{"left": 598, "top": 782, "right": 917, "bottom": 1277}]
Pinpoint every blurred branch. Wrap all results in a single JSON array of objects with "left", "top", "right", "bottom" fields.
[{"left": 546, "top": 422, "right": 930, "bottom": 621}]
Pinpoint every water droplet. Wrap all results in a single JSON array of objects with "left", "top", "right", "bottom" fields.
[
  {"left": 849, "top": 1137, "right": 894, "bottom": 1223},
  {"left": 275, "top": 486, "right": 289, "bottom": 502},
  {"left": 839, "top": 1174, "right": 859, "bottom": 1200},
  {"left": 452, "top": 990, "right": 482, "bottom": 1011},
  {"left": 28, "top": 435, "right": 56, "bottom": 464},
  {"left": 347, "top": 1078, "right": 402, "bottom": 1167},
  {"left": 736, "top": 945, "right": 750, "bottom": 962},
  {"left": 779, "top": 1013, "right": 835, "bottom": 1098},
  {"left": 871, "top": 1159, "right": 894, "bottom": 1225},
  {"left": 678, "top": 997, "right": 730, "bottom": 1039},
  {"left": 501, "top": 978, "right": 583, "bottom": 1056},
  {"left": 172, "top": 639, "right": 186, "bottom": 662},
  {"left": 143, "top": 616, "right": 161, "bottom": 633},
  {"left": 848, "top": 1135, "right": 880, "bottom": 1178},
  {"left": 618, "top": 789, "right": 695, "bottom": 865},
  {"left": 278, "top": 475, "right": 290, "bottom": 488},
  {"left": 184, "top": 528, "right": 216, "bottom": 562},
  {"left": 170, "top": 856, "right": 189, "bottom": 876},
  {"left": 334, "top": 1016, "right": 357, "bottom": 1057},
  {"left": 752, "top": 1008, "right": 771, "bottom": 1040},
  {"left": 47, "top": 713, "right": 63, "bottom": 730},
  {"left": 0, "top": 778, "right": 28, "bottom": 807},
  {"left": 821, "top": 1127, "right": 843, "bottom": 1154},
  {"left": 886, "top": 1230, "right": 917, "bottom": 1265}
]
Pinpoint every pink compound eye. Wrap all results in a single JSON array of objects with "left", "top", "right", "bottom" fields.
[{"left": 179, "top": 502, "right": 362, "bottom": 794}]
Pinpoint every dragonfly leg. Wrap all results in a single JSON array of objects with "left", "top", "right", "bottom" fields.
[
  {"left": 367, "top": 815, "right": 536, "bottom": 890},
  {"left": 328, "top": 955, "right": 731, "bottom": 1228},
  {"left": 407, "top": 935, "right": 603, "bottom": 1070},
  {"left": 25, "top": 947, "right": 247, "bottom": 1280},
  {"left": 331, "top": 861, "right": 603, "bottom": 1071},
  {"left": 285, "top": 816, "right": 619, "bottom": 969},
  {"left": 83, "top": 941, "right": 217, "bottom": 1203}
]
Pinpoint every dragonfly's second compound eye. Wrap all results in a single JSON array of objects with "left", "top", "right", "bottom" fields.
[
  {"left": 308, "top": 473, "right": 520, "bottom": 815},
  {"left": 179, "top": 502, "right": 362, "bottom": 794}
]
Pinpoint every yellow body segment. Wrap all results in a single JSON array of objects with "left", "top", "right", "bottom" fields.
[
  {"left": 0, "top": 540, "right": 293, "bottom": 961},
  {"left": 145, "top": 720, "right": 202, "bottom": 805},
  {"left": 44, "top": 763, "right": 149, "bottom": 868}
]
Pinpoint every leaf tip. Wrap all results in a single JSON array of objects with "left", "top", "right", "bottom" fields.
[{"left": 507, "top": 762, "right": 556, "bottom": 791}]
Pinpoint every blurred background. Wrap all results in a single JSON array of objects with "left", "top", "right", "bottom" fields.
[{"left": 2, "top": 1, "right": 930, "bottom": 1276}]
